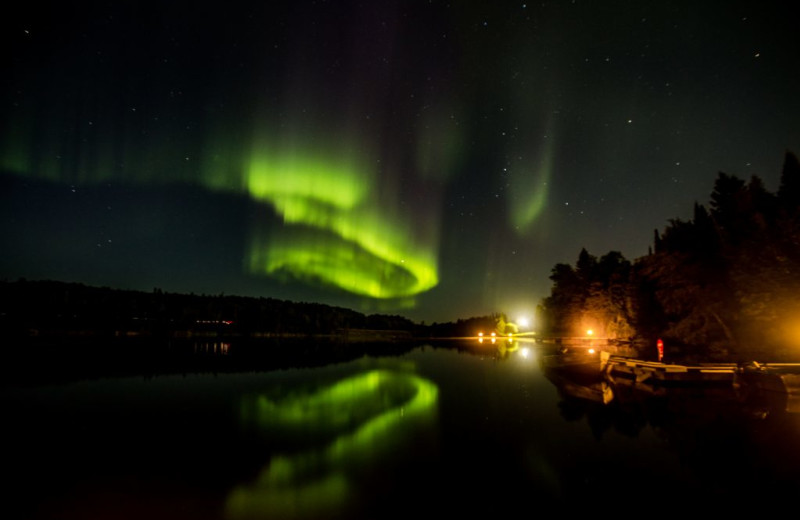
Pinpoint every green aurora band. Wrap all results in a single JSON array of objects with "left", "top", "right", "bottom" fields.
[
  {"left": 509, "top": 142, "right": 552, "bottom": 235},
  {"left": 244, "top": 151, "right": 439, "bottom": 299},
  {"left": 509, "top": 125, "right": 554, "bottom": 236},
  {"left": 1, "top": 126, "right": 440, "bottom": 300},
  {"left": 226, "top": 369, "right": 439, "bottom": 519}
]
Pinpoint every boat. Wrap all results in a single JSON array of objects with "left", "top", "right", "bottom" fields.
[{"left": 738, "top": 361, "right": 800, "bottom": 413}]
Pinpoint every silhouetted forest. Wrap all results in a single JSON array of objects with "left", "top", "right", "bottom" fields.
[
  {"left": 0, "top": 279, "right": 417, "bottom": 339},
  {"left": 542, "top": 151, "right": 800, "bottom": 361},
  {"left": 0, "top": 279, "right": 503, "bottom": 341},
  {"left": 424, "top": 314, "right": 503, "bottom": 337}
]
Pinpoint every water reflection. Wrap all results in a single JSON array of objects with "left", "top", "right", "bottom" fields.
[
  {"left": 540, "top": 351, "right": 800, "bottom": 499},
  {"left": 466, "top": 337, "right": 525, "bottom": 360},
  {"left": 7, "top": 339, "right": 800, "bottom": 517},
  {"left": 226, "top": 368, "right": 438, "bottom": 519},
  {"left": 193, "top": 341, "right": 231, "bottom": 355}
]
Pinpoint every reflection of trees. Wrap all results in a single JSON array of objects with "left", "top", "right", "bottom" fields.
[
  {"left": 544, "top": 364, "right": 800, "bottom": 497},
  {"left": 547, "top": 369, "right": 648, "bottom": 440},
  {"left": 444, "top": 338, "right": 523, "bottom": 361},
  {"left": 1, "top": 335, "right": 423, "bottom": 387}
]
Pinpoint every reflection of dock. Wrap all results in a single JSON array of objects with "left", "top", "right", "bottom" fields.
[
  {"left": 543, "top": 349, "right": 800, "bottom": 413},
  {"left": 543, "top": 367, "right": 614, "bottom": 405}
]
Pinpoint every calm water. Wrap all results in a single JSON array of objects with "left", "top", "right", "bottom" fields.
[{"left": 4, "top": 339, "right": 800, "bottom": 519}]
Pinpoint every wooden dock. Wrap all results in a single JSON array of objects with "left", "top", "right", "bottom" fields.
[
  {"left": 542, "top": 349, "right": 800, "bottom": 412},
  {"left": 599, "top": 353, "right": 800, "bottom": 401},
  {"left": 602, "top": 354, "right": 739, "bottom": 385}
]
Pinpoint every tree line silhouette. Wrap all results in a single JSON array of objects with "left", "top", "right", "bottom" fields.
[
  {"left": 542, "top": 151, "right": 800, "bottom": 361},
  {"left": 0, "top": 280, "right": 508, "bottom": 342},
  {"left": 0, "top": 279, "right": 417, "bottom": 339}
]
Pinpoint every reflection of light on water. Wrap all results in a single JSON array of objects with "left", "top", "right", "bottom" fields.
[
  {"left": 226, "top": 369, "right": 438, "bottom": 519},
  {"left": 520, "top": 347, "right": 530, "bottom": 359},
  {"left": 193, "top": 342, "right": 230, "bottom": 354}
]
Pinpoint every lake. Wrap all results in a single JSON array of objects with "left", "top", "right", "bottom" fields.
[{"left": 4, "top": 338, "right": 800, "bottom": 519}]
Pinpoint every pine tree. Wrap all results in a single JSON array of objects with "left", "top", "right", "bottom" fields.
[{"left": 778, "top": 150, "right": 800, "bottom": 210}]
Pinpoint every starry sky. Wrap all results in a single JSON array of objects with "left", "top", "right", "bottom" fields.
[{"left": 2, "top": 1, "right": 799, "bottom": 323}]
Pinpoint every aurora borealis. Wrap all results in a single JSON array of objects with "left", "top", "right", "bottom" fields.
[
  {"left": 244, "top": 148, "right": 438, "bottom": 299},
  {"left": 2, "top": 1, "right": 799, "bottom": 321}
]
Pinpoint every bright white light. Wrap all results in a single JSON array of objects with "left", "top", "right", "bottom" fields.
[
  {"left": 518, "top": 317, "right": 530, "bottom": 328},
  {"left": 587, "top": 329, "right": 593, "bottom": 336},
  {"left": 588, "top": 348, "right": 595, "bottom": 354},
  {"left": 520, "top": 347, "right": 530, "bottom": 358}
]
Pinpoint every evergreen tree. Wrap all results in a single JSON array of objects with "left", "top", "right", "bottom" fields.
[
  {"left": 576, "top": 248, "right": 597, "bottom": 282},
  {"left": 778, "top": 150, "right": 800, "bottom": 210},
  {"left": 543, "top": 152, "right": 800, "bottom": 359}
]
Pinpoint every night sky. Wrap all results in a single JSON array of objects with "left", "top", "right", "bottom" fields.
[{"left": 2, "top": 1, "right": 799, "bottom": 323}]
